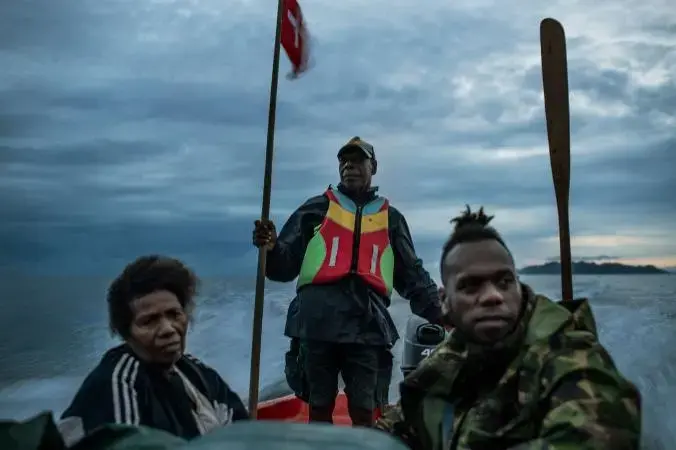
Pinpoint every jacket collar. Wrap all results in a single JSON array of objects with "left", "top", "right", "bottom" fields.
[
  {"left": 336, "top": 183, "right": 379, "bottom": 204},
  {"left": 400, "top": 285, "right": 597, "bottom": 399}
]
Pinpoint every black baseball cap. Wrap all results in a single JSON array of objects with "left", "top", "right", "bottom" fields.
[{"left": 337, "top": 136, "right": 375, "bottom": 160}]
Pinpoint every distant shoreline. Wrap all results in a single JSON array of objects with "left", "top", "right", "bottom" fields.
[{"left": 518, "top": 261, "right": 670, "bottom": 275}]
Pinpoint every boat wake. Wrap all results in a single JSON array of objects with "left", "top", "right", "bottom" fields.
[{"left": 0, "top": 275, "right": 674, "bottom": 449}]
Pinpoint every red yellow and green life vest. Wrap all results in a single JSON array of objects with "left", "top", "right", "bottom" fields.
[{"left": 296, "top": 187, "right": 394, "bottom": 297}]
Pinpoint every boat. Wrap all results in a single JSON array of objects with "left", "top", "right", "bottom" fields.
[
  {"left": 0, "top": 412, "right": 410, "bottom": 450},
  {"left": 257, "top": 391, "right": 382, "bottom": 425},
  {"left": 0, "top": 317, "right": 445, "bottom": 449},
  {"left": 255, "top": 317, "right": 446, "bottom": 424}
]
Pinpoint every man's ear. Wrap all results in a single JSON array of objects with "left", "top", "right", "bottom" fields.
[
  {"left": 439, "top": 286, "right": 450, "bottom": 313},
  {"left": 438, "top": 286, "right": 454, "bottom": 327},
  {"left": 370, "top": 159, "right": 377, "bottom": 175}
]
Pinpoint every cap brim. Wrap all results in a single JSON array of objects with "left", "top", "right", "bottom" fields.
[{"left": 337, "top": 143, "right": 373, "bottom": 159}]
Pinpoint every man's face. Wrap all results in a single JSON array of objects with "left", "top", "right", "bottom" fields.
[
  {"left": 338, "top": 148, "right": 373, "bottom": 193},
  {"left": 127, "top": 290, "right": 188, "bottom": 365},
  {"left": 440, "top": 240, "right": 522, "bottom": 344}
]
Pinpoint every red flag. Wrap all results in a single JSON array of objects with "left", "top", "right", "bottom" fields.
[{"left": 280, "top": 0, "right": 311, "bottom": 79}]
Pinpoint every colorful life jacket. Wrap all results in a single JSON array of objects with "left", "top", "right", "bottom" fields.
[{"left": 296, "top": 187, "right": 394, "bottom": 296}]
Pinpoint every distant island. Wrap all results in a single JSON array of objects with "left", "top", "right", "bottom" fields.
[{"left": 519, "top": 261, "right": 670, "bottom": 275}]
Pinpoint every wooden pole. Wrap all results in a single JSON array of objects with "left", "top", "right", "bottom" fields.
[
  {"left": 540, "top": 18, "right": 573, "bottom": 301},
  {"left": 248, "top": 0, "right": 286, "bottom": 418}
]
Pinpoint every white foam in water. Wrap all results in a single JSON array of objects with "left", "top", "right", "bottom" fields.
[
  {"left": 186, "top": 280, "right": 296, "bottom": 400},
  {"left": 0, "top": 376, "right": 81, "bottom": 420},
  {"left": 1, "top": 275, "right": 674, "bottom": 449}
]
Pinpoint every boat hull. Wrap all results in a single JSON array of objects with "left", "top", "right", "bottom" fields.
[{"left": 257, "top": 391, "right": 381, "bottom": 425}]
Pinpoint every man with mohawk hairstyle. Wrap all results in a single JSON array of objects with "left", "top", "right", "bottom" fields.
[{"left": 375, "top": 205, "right": 641, "bottom": 449}]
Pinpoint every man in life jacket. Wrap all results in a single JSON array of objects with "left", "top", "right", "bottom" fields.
[
  {"left": 57, "top": 255, "right": 249, "bottom": 446},
  {"left": 374, "top": 206, "right": 642, "bottom": 449},
  {"left": 252, "top": 137, "right": 445, "bottom": 427}
]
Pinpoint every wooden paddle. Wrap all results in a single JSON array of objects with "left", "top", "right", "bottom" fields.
[{"left": 540, "top": 18, "right": 573, "bottom": 301}]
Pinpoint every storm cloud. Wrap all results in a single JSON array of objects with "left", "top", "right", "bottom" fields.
[{"left": 1, "top": 0, "right": 675, "bottom": 276}]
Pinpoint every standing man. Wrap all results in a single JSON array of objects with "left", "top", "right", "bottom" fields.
[{"left": 252, "top": 137, "right": 445, "bottom": 427}]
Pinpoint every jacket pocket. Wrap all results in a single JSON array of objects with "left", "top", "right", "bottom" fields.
[{"left": 284, "top": 338, "right": 310, "bottom": 402}]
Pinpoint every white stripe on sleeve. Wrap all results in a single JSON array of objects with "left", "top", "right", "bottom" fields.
[{"left": 111, "top": 354, "right": 141, "bottom": 425}]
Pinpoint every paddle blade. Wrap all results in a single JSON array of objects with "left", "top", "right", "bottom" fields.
[
  {"left": 540, "top": 17, "right": 573, "bottom": 301},
  {"left": 540, "top": 18, "right": 571, "bottom": 201}
]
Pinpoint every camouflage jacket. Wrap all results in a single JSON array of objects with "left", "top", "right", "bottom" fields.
[{"left": 375, "top": 291, "right": 641, "bottom": 450}]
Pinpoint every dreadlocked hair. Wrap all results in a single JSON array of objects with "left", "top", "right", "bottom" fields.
[{"left": 440, "top": 205, "right": 511, "bottom": 280}]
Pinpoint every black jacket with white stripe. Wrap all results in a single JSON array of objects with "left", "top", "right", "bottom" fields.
[{"left": 59, "top": 345, "right": 248, "bottom": 444}]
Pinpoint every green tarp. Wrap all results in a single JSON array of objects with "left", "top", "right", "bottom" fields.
[{"left": 0, "top": 412, "right": 409, "bottom": 450}]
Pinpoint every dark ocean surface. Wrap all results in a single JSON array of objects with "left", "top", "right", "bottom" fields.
[{"left": 0, "top": 274, "right": 674, "bottom": 449}]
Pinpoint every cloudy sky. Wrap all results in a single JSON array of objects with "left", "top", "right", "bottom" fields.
[{"left": 1, "top": 0, "right": 675, "bottom": 276}]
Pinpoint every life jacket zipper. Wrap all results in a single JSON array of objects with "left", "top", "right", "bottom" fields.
[{"left": 350, "top": 205, "right": 363, "bottom": 272}]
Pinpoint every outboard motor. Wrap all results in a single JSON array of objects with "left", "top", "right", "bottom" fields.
[{"left": 400, "top": 315, "right": 447, "bottom": 377}]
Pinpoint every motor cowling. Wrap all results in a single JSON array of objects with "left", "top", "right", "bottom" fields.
[{"left": 400, "top": 315, "right": 447, "bottom": 377}]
